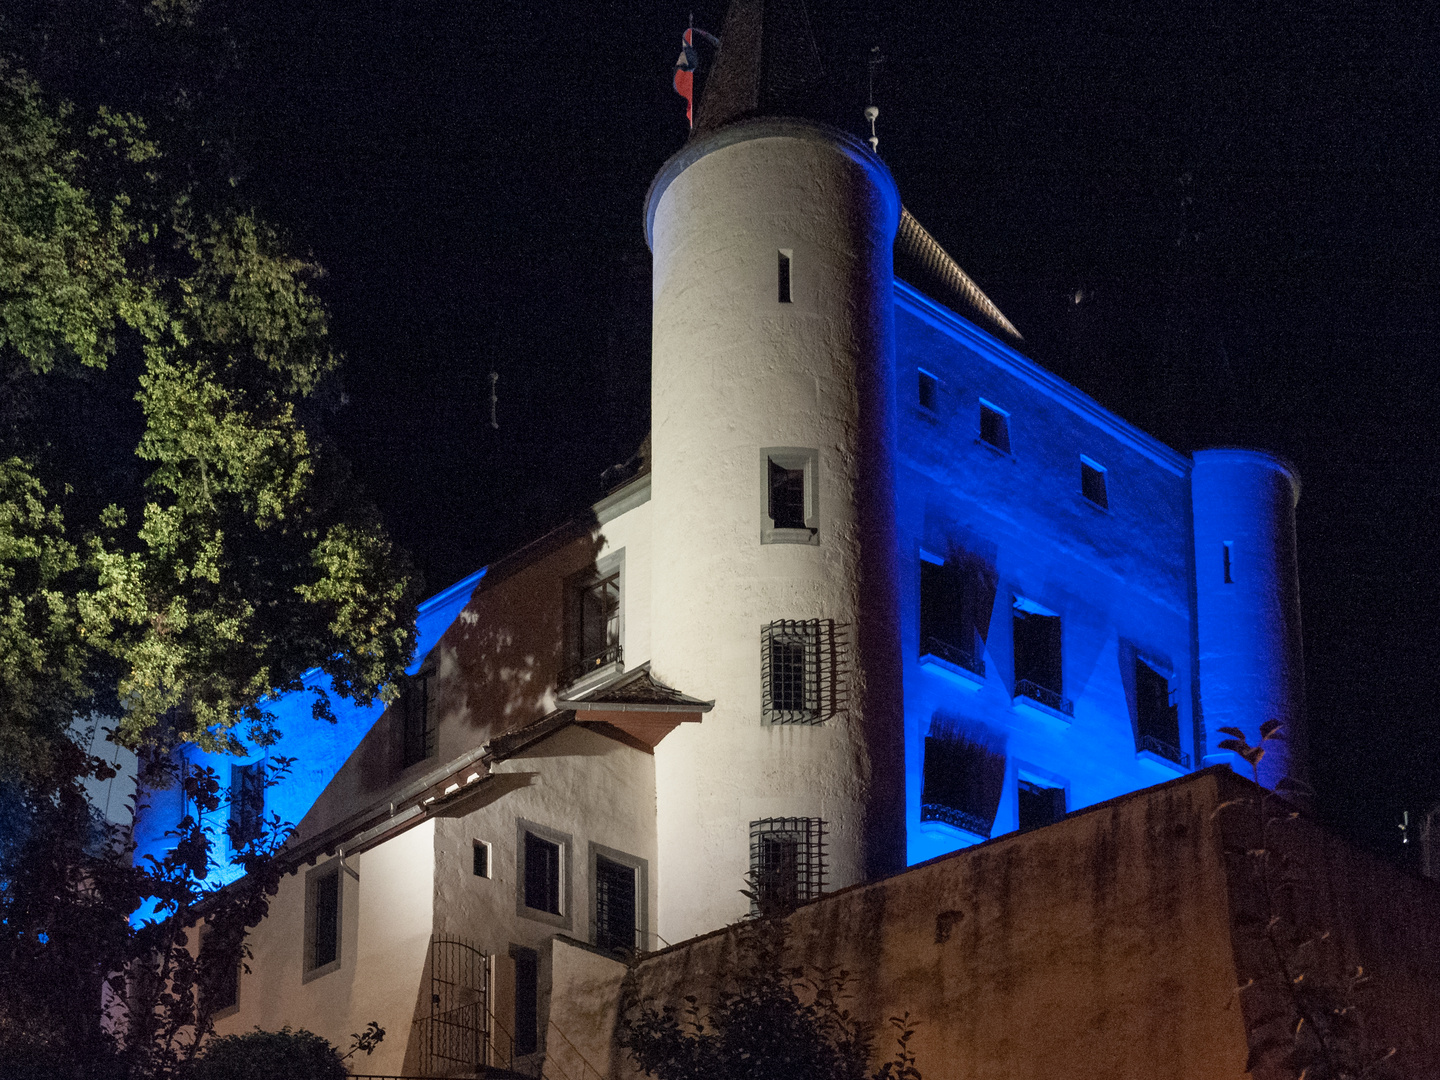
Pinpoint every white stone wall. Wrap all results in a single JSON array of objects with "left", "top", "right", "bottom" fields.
[{"left": 648, "top": 121, "right": 906, "bottom": 942}]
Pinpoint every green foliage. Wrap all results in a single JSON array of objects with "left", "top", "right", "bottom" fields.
[
  {"left": 184, "top": 1026, "right": 348, "bottom": 1080},
  {"left": 0, "top": 61, "right": 417, "bottom": 765},
  {"left": 620, "top": 905, "right": 922, "bottom": 1080}
]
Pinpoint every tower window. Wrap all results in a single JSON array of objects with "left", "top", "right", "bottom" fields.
[
  {"left": 777, "top": 249, "right": 793, "bottom": 303},
  {"left": 979, "top": 401, "right": 1010, "bottom": 453},
  {"left": 593, "top": 855, "right": 637, "bottom": 954},
  {"left": 473, "top": 839, "right": 491, "bottom": 879},
  {"left": 401, "top": 662, "right": 438, "bottom": 768},
  {"left": 523, "top": 832, "right": 562, "bottom": 915},
  {"left": 1080, "top": 457, "right": 1108, "bottom": 508},
  {"left": 921, "top": 726, "right": 1006, "bottom": 838},
  {"left": 917, "top": 369, "right": 939, "bottom": 413},
  {"left": 1018, "top": 780, "right": 1066, "bottom": 831},
  {"left": 1013, "top": 600, "right": 1071, "bottom": 715},
  {"left": 228, "top": 762, "right": 265, "bottom": 845},
  {"left": 749, "top": 817, "right": 826, "bottom": 911},
  {"left": 1135, "top": 657, "right": 1186, "bottom": 767},
  {"left": 1223, "top": 541, "right": 1234, "bottom": 584},
  {"left": 761, "top": 620, "right": 835, "bottom": 724},
  {"left": 761, "top": 448, "right": 819, "bottom": 544}
]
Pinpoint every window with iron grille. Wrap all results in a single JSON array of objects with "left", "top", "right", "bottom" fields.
[
  {"left": 762, "top": 620, "right": 837, "bottom": 724},
  {"left": 228, "top": 762, "right": 265, "bottom": 845},
  {"left": 593, "top": 855, "right": 637, "bottom": 954},
  {"left": 303, "top": 863, "right": 342, "bottom": 981},
  {"left": 749, "top": 818, "right": 826, "bottom": 911},
  {"left": 401, "top": 662, "right": 438, "bottom": 768}
]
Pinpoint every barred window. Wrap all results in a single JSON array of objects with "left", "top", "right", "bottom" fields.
[
  {"left": 762, "top": 620, "right": 837, "bottom": 724},
  {"left": 749, "top": 818, "right": 826, "bottom": 911}
]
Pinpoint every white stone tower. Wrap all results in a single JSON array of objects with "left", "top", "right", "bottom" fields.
[
  {"left": 645, "top": 0, "right": 907, "bottom": 942},
  {"left": 1192, "top": 448, "right": 1309, "bottom": 790}
]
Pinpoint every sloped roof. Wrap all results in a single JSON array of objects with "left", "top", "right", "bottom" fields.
[
  {"left": 693, "top": 0, "right": 824, "bottom": 136},
  {"left": 895, "top": 209, "right": 1023, "bottom": 345},
  {"left": 558, "top": 665, "right": 714, "bottom": 713}
]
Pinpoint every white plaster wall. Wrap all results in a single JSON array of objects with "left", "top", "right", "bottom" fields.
[
  {"left": 648, "top": 123, "right": 905, "bottom": 942},
  {"left": 213, "top": 821, "right": 435, "bottom": 1077}
]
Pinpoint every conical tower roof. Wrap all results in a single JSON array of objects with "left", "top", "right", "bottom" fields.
[{"left": 693, "top": 0, "right": 824, "bottom": 136}]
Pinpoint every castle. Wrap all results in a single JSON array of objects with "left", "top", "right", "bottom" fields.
[{"left": 126, "top": 2, "right": 1347, "bottom": 1075}]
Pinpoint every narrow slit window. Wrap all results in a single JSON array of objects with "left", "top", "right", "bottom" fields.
[
  {"left": 1080, "top": 458, "right": 1108, "bottom": 508},
  {"left": 777, "top": 250, "right": 793, "bottom": 303},
  {"left": 979, "top": 402, "right": 1010, "bottom": 453},
  {"left": 1223, "top": 541, "right": 1234, "bottom": 584},
  {"left": 473, "top": 839, "right": 490, "bottom": 878},
  {"left": 918, "top": 370, "right": 938, "bottom": 413}
]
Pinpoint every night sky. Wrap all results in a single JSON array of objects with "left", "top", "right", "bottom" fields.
[{"left": 16, "top": 1, "right": 1439, "bottom": 865}]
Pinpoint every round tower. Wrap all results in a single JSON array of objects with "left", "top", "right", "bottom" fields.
[
  {"left": 645, "top": 6, "right": 906, "bottom": 943},
  {"left": 1191, "top": 449, "right": 1308, "bottom": 790}
]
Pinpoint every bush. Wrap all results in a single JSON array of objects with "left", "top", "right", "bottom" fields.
[{"left": 185, "top": 1027, "right": 347, "bottom": 1080}]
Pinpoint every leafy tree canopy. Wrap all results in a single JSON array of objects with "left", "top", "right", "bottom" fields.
[{"left": 0, "top": 57, "right": 417, "bottom": 774}]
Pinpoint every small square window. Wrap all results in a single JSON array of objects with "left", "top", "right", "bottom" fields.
[
  {"left": 1081, "top": 458, "right": 1108, "bottom": 508},
  {"left": 979, "top": 402, "right": 1010, "bottom": 453},
  {"left": 917, "top": 370, "right": 939, "bottom": 413},
  {"left": 473, "top": 839, "right": 490, "bottom": 879},
  {"left": 1018, "top": 780, "right": 1066, "bottom": 831},
  {"left": 761, "top": 448, "right": 819, "bottom": 544}
]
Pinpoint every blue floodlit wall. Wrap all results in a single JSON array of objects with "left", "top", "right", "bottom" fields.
[
  {"left": 129, "top": 568, "right": 485, "bottom": 913},
  {"left": 891, "top": 283, "right": 1202, "bottom": 865}
]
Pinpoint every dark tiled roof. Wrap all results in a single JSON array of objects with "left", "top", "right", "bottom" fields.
[
  {"left": 895, "top": 209, "right": 1023, "bottom": 345},
  {"left": 558, "top": 666, "right": 713, "bottom": 712},
  {"left": 693, "top": 0, "right": 825, "bottom": 136}
]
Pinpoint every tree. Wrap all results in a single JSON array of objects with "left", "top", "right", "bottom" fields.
[
  {"left": 184, "top": 1025, "right": 349, "bottom": 1080},
  {"left": 0, "top": 32, "right": 416, "bottom": 1076},
  {"left": 619, "top": 892, "right": 921, "bottom": 1080}
]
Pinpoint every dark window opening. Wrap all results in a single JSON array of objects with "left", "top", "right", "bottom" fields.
[
  {"left": 768, "top": 458, "right": 807, "bottom": 530},
  {"left": 200, "top": 931, "right": 239, "bottom": 1013},
  {"left": 312, "top": 870, "right": 340, "bottom": 970},
  {"left": 762, "top": 620, "right": 828, "bottom": 724},
  {"left": 920, "top": 730, "right": 1006, "bottom": 837},
  {"left": 1081, "top": 460, "right": 1108, "bottom": 508},
  {"left": 511, "top": 945, "right": 539, "bottom": 1056},
  {"left": 1018, "top": 780, "right": 1066, "bottom": 831},
  {"left": 777, "top": 250, "right": 792, "bottom": 303},
  {"left": 749, "top": 818, "right": 825, "bottom": 911},
  {"left": 919, "top": 559, "right": 985, "bottom": 677},
  {"left": 402, "top": 668, "right": 438, "bottom": 767},
  {"left": 918, "top": 370, "right": 938, "bottom": 412},
  {"left": 1013, "top": 606, "right": 1068, "bottom": 713},
  {"left": 229, "top": 762, "right": 265, "bottom": 845},
  {"left": 574, "top": 572, "right": 620, "bottom": 662},
  {"left": 979, "top": 403, "right": 1010, "bottom": 453},
  {"left": 1223, "top": 541, "right": 1234, "bottom": 584},
  {"left": 593, "top": 855, "right": 637, "bottom": 954},
  {"left": 473, "top": 840, "right": 489, "bottom": 879},
  {"left": 523, "top": 833, "right": 561, "bottom": 915},
  {"left": 1136, "top": 658, "right": 1185, "bottom": 765}
]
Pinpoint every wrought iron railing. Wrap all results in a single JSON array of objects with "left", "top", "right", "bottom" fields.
[
  {"left": 920, "top": 636, "right": 985, "bottom": 678},
  {"left": 1014, "top": 679, "right": 1073, "bottom": 716},
  {"left": 1140, "top": 734, "right": 1190, "bottom": 768},
  {"left": 920, "top": 802, "right": 993, "bottom": 837},
  {"left": 559, "top": 643, "right": 622, "bottom": 688}
]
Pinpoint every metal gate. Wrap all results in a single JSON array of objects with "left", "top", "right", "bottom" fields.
[{"left": 415, "top": 937, "right": 489, "bottom": 1075}]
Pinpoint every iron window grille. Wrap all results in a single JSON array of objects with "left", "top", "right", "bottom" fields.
[
  {"left": 761, "top": 619, "right": 840, "bottom": 725},
  {"left": 749, "top": 817, "right": 826, "bottom": 912},
  {"left": 593, "top": 855, "right": 638, "bottom": 954},
  {"left": 401, "top": 662, "right": 438, "bottom": 768},
  {"left": 920, "top": 730, "right": 1006, "bottom": 838},
  {"left": 1140, "top": 733, "right": 1191, "bottom": 768},
  {"left": 1014, "top": 678, "right": 1075, "bottom": 716},
  {"left": 414, "top": 937, "right": 489, "bottom": 1075},
  {"left": 308, "top": 868, "right": 340, "bottom": 972}
]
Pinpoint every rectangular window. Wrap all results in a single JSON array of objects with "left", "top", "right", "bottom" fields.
[
  {"left": 593, "top": 855, "right": 637, "bottom": 954},
  {"left": 979, "top": 401, "right": 1010, "bottom": 453},
  {"left": 917, "top": 369, "right": 938, "bottom": 413},
  {"left": 1080, "top": 457, "right": 1108, "bottom": 508},
  {"left": 402, "top": 664, "right": 438, "bottom": 768},
  {"left": 919, "top": 557, "right": 985, "bottom": 677},
  {"left": 229, "top": 762, "right": 265, "bottom": 845},
  {"left": 523, "top": 832, "right": 561, "bottom": 915},
  {"left": 573, "top": 572, "right": 620, "bottom": 667},
  {"left": 762, "top": 620, "right": 830, "bottom": 724},
  {"left": 473, "top": 839, "right": 490, "bottom": 879},
  {"left": 199, "top": 927, "right": 239, "bottom": 1014},
  {"left": 749, "top": 818, "right": 826, "bottom": 911},
  {"left": 1018, "top": 780, "right": 1066, "bottom": 831},
  {"left": 777, "top": 250, "right": 793, "bottom": 303},
  {"left": 1223, "top": 541, "right": 1234, "bottom": 584},
  {"left": 1135, "top": 657, "right": 1185, "bottom": 765},
  {"left": 920, "top": 729, "right": 1006, "bottom": 837},
  {"left": 1013, "top": 601, "right": 1070, "bottom": 714},
  {"left": 306, "top": 866, "right": 341, "bottom": 975},
  {"left": 511, "top": 945, "right": 539, "bottom": 1056},
  {"left": 761, "top": 448, "right": 819, "bottom": 543}
]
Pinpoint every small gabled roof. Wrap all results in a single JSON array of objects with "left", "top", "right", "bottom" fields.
[{"left": 558, "top": 665, "right": 714, "bottom": 714}]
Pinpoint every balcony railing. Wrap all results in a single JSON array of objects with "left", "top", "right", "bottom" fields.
[
  {"left": 1139, "top": 734, "right": 1190, "bottom": 768},
  {"left": 920, "top": 636, "right": 985, "bottom": 679},
  {"left": 1014, "top": 679, "right": 1073, "bottom": 717},
  {"left": 559, "top": 643, "right": 622, "bottom": 688},
  {"left": 920, "top": 802, "right": 992, "bottom": 838}
]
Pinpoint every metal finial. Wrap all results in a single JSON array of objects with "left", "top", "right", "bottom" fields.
[
  {"left": 488, "top": 371, "right": 500, "bottom": 430},
  {"left": 866, "top": 47, "right": 884, "bottom": 152}
]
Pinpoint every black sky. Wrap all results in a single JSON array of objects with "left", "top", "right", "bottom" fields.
[{"left": 14, "top": 0, "right": 1440, "bottom": 865}]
